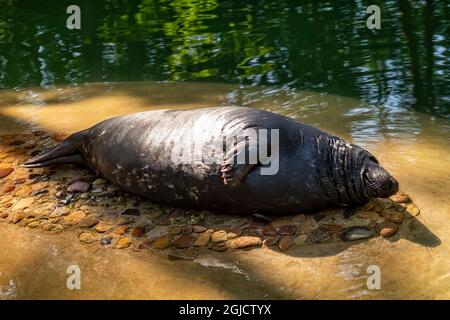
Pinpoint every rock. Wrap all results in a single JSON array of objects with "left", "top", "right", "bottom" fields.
[
  {"left": 262, "top": 236, "right": 278, "bottom": 247},
  {"left": 341, "top": 226, "right": 373, "bottom": 241},
  {"left": 50, "top": 207, "right": 70, "bottom": 218},
  {"left": 382, "top": 209, "right": 404, "bottom": 224},
  {"left": 107, "top": 185, "right": 121, "bottom": 193},
  {"left": 294, "top": 234, "right": 308, "bottom": 245},
  {"left": 116, "top": 237, "right": 132, "bottom": 249},
  {"left": 13, "top": 178, "right": 26, "bottom": 185},
  {"left": 211, "top": 230, "right": 228, "bottom": 243},
  {"left": 78, "top": 217, "right": 99, "bottom": 228},
  {"left": 30, "top": 188, "right": 49, "bottom": 196},
  {"left": 193, "top": 232, "right": 211, "bottom": 246},
  {"left": 113, "top": 225, "right": 129, "bottom": 235},
  {"left": 120, "top": 208, "right": 140, "bottom": 216},
  {"left": 27, "top": 220, "right": 40, "bottom": 228},
  {"left": 390, "top": 191, "right": 410, "bottom": 203},
  {"left": 182, "top": 226, "right": 194, "bottom": 234},
  {"left": 377, "top": 222, "right": 398, "bottom": 238},
  {"left": 11, "top": 197, "right": 35, "bottom": 212},
  {"left": 131, "top": 227, "right": 145, "bottom": 237},
  {"left": 146, "top": 226, "right": 169, "bottom": 238},
  {"left": 0, "top": 213, "right": 8, "bottom": 219},
  {"left": 309, "top": 228, "right": 331, "bottom": 243},
  {"left": 210, "top": 242, "right": 227, "bottom": 252},
  {"left": 172, "top": 235, "right": 194, "bottom": 248},
  {"left": 79, "top": 232, "right": 96, "bottom": 244},
  {"left": 67, "top": 181, "right": 90, "bottom": 193},
  {"left": 152, "top": 236, "right": 171, "bottom": 249},
  {"left": 1, "top": 183, "right": 15, "bottom": 193},
  {"left": 168, "top": 226, "right": 182, "bottom": 235},
  {"left": 227, "top": 236, "right": 262, "bottom": 249},
  {"left": 373, "top": 198, "right": 393, "bottom": 211},
  {"left": 95, "top": 222, "right": 112, "bottom": 233},
  {"left": 0, "top": 167, "right": 13, "bottom": 178},
  {"left": 277, "top": 225, "right": 297, "bottom": 235},
  {"left": 406, "top": 204, "right": 420, "bottom": 216},
  {"left": 92, "top": 178, "right": 108, "bottom": 186},
  {"left": 100, "top": 237, "right": 112, "bottom": 246},
  {"left": 63, "top": 210, "right": 86, "bottom": 225},
  {"left": 278, "top": 236, "right": 295, "bottom": 251},
  {"left": 261, "top": 226, "right": 277, "bottom": 236},
  {"left": 43, "top": 223, "right": 63, "bottom": 233},
  {"left": 12, "top": 212, "right": 25, "bottom": 223},
  {"left": 193, "top": 226, "right": 207, "bottom": 233},
  {"left": 68, "top": 176, "right": 86, "bottom": 185},
  {"left": 300, "top": 217, "right": 319, "bottom": 233},
  {"left": 227, "top": 231, "right": 238, "bottom": 239},
  {"left": 271, "top": 218, "right": 292, "bottom": 229}
]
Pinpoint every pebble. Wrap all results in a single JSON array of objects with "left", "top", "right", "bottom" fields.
[
  {"left": 152, "top": 236, "right": 171, "bottom": 249},
  {"left": 50, "top": 207, "right": 70, "bottom": 218},
  {"left": 182, "top": 226, "right": 193, "bottom": 234},
  {"left": 0, "top": 167, "right": 13, "bottom": 178},
  {"left": 294, "top": 234, "right": 308, "bottom": 245},
  {"left": 43, "top": 223, "right": 63, "bottom": 233},
  {"left": 30, "top": 188, "right": 49, "bottom": 196},
  {"left": 278, "top": 236, "right": 295, "bottom": 251},
  {"left": 227, "top": 236, "right": 262, "bottom": 249},
  {"left": 92, "top": 178, "right": 108, "bottom": 186},
  {"left": 390, "top": 191, "right": 410, "bottom": 203},
  {"left": 12, "top": 212, "right": 25, "bottom": 223},
  {"left": 261, "top": 226, "right": 276, "bottom": 235},
  {"left": 172, "top": 235, "right": 194, "bottom": 248},
  {"left": 78, "top": 217, "right": 99, "bottom": 228},
  {"left": 100, "top": 237, "right": 112, "bottom": 246},
  {"left": 120, "top": 208, "right": 140, "bottom": 216},
  {"left": 227, "top": 231, "right": 238, "bottom": 239},
  {"left": 67, "top": 181, "right": 90, "bottom": 193},
  {"left": 1, "top": 183, "right": 15, "bottom": 193},
  {"left": 168, "top": 226, "right": 182, "bottom": 235},
  {"left": 68, "top": 176, "right": 86, "bottom": 185},
  {"left": 262, "top": 236, "right": 278, "bottom": 247},
  {"left": 211, "top": 230, "right": 228, "bottom": 243},
  {"left": 309, "top": 228, "right": 331, "bottom": 243},
  {"left": 193, "top": 226, "right": 207, "bottom": 233},
  {"left": 27, "top": 220, "right": 40, "bottom": 228},
  {"left": 0, "top": 213, "right": 8, "bottom": 219},
  {"left": 341, "top": 226, "right": 373, "bottom": 241},
  {"left": 113, "top": 225, "right": 129, "bottom": 235},
  {"left": 107, "top": 185, "right": 121, "bottom": 193},
  {"left": 406, "top": 204, "right": 420, "bottom": 216},
  {"left": 377, "top": 222, "right": 398, "bottom": 238},
  {"left": 95, "top": 222, "right": 113, "bottom": 233},
  {"left": 131, "top": 227, "right": 145, "bottom": 237},
  {"left": 277, "top": 225, "right": 297, "bottom": 235},
  {"left": 13, "top": 178, "right": 26, "bottom": 185},
  {"left": 63, "top": 210, "right": 86, "bottom": 225},
  {"left": 79, "top": 232, "right": 96, "bottom": 244},
  {"left": 209, "top": 242, "right": 227, "bottom": 252},
  {"left": 116, "top": 237, "right": 132, "bottom": 249},
  {"left": 382, "top": 209, "right": 404, "bottom": 224},
  {"left": 193, "top": 232, "right": 211, "bottom": 246},
  {"left": 11, "top": 197, "right": 35, "bottom": 212}
]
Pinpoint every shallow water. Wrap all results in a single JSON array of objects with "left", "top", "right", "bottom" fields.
[{"left": 0, "top": 82, "right": 449, "bottom": 299}]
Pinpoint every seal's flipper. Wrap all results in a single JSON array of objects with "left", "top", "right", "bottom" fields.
[
  {"left": 22, "top": 130, "right": 88, "bottom": 168},
  {"left": 221, "top": 139, "right": 258, "bottom": 187},
  {"left": 221, "top": 127, "right": 272, "bottom": 187},
  {"left": 22, "top": 154, "right": 87, "bottom": 168}
]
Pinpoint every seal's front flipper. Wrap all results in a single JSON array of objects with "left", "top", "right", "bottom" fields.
[
  {"left": 221, "top": 127, "right": 273, "bottom": 187},
  {"left": 221, "top": 139, "right": 258, "bottom": 187},
  {"left": 22, "top": 130, "right": 88, "bottom": 168}
]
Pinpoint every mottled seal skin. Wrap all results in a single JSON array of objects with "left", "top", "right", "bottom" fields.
[{"left": 23, "top": 106, "right": 399, "bottom": 215}]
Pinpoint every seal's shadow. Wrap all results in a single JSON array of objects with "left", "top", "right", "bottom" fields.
[{"left": 264, "top": 210, "right": 441, "bottom": 258}]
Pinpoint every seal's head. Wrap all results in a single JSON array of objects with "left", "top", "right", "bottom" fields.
[{"left": 361, "top": 153, "right": 398, "bottom": 198}]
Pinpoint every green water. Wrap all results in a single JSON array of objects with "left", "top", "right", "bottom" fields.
[{"left": 0, "top": 0, "right": 449, "bottom": 117}]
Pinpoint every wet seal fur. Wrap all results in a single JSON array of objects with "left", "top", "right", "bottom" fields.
[{"left": 23, "top": 106, "right": 399, "bottom": 214}]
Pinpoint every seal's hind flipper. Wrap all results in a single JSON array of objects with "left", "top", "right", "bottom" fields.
[
  {"left": 22, "top": 154, "right": 87, "bottom": 168},
  {"left": 22, "top": 130, "right": 88, "bottom": 168}
]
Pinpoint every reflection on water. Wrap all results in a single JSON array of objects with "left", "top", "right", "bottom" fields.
[
  {"left": 0, "top": 82, "right": 448, "bottom": 299},
  {"left": 0, "top": 0, "right": 449, "bottom": 117}
]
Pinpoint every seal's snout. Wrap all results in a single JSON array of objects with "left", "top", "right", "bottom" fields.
[{"left": 362, "top": 158, "right": 399, "bottom": 198}]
